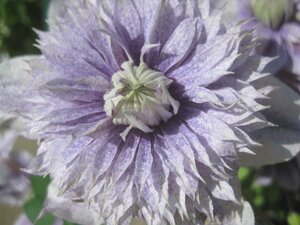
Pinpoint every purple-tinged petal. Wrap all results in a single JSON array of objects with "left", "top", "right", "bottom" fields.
[{"left": 157, "top": 18, "right": 201, "bottom": 73}]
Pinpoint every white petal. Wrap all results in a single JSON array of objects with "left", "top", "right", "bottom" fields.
[
  {"left": 0, "top": 56, "right": 42, "bottom": 120},
  {"left": 47, "top": 0, "right": 66, "bottom": 27},
  {"left": 254, "top": 75, "right": 300, "bottom": 128},
  {"left": 238, "top": 127, "right": 300, "bottom": 167},
  {"left": 0, "top": 56, "right": 37, "bottom": 82},
  {"left": 241, "top": 75, "right": 300, "bottom": 166},
  {"left": 212, "top": 181, "right": 237, "bottom": 202},
  {"left": 45, "top": 181, "right": 99, "bottom": 225},
  {"left": 220, "top": 200, "right": 255, "bottom": 225}
]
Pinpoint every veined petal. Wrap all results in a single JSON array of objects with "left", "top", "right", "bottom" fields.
[{"left": 158, "top": 18, "right": 201, "bottom": 73}]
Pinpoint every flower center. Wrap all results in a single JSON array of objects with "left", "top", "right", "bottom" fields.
[
  {"left": 104, "top": 61, "right": 180, "bottom": 140},
  {"left": 251, "top": 0, "right": 295, "bottom": 30}
]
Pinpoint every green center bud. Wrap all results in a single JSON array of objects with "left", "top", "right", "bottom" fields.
[
  {"left": 104, "top": 61, "right": 180, "bottom": 140},
  {"left": 251, "top": 0, "right": 295, "bottom": 30}
]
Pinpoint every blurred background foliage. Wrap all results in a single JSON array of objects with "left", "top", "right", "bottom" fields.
[
  {"left": 239, "top": 167, "right": 300, "bottom": 225},
  {"left": 0, "top": 0, "right": 48, "bottom": 56},
  {"left": 0, "top": 1, "right": 299, "bottom": 225}
]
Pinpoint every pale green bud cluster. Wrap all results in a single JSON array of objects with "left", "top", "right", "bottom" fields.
[
  {"left": 104, "top": 61, "right": 179, "bottom": 140},
  {"left": 251, "top": 0, "right": 295, "bottom": 29}
]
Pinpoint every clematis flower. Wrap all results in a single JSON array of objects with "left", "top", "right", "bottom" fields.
[
  {"left": 0, "top": 0, "right": 292, "bottom": 224},
  {"left": 237, "top": 0, "right": 300, "bottom": 74},
  {"left": 0, "top": 119, "right": 32, "bottom": 206},
  {"left": 213, "top": 1, "right": 300, "bottom": 168}
]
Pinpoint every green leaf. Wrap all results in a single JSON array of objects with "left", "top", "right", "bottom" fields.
[
  {"left": 24, "top": 175, "right": 52, "bottom": 224},
  {"left": 288, "top": 212, "right": 300, "bottom": 225},
  {"left": 24, "top": 195, "right": 56, "bottom": 225},
  {"left": 238, "top": 167, "right": 251, "bottom": 182},
  {"left": 24, "top": 198, "right": 44, "bottom": 222},
  {"left": 64, "top": 221, "right": 78, "bottom": 225},
  {"left": 30, "top": 175, "right": 51, "bottom": 199},
  {"left": 36, "top": 214, "right": 56, "bottom": 225}
]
